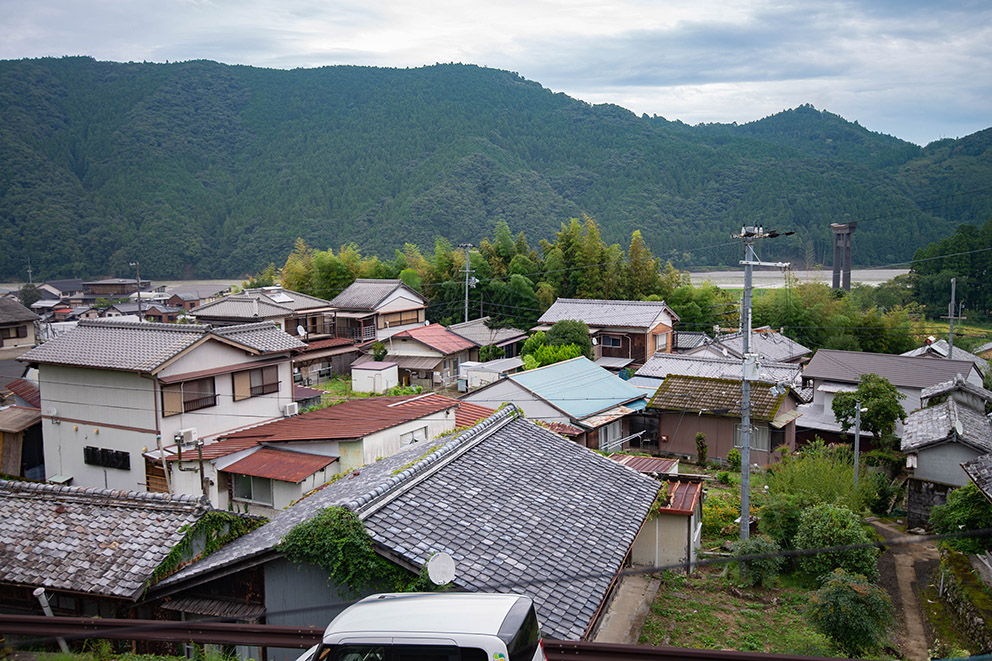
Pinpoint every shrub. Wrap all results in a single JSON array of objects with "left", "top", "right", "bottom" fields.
[
  {"left": 759, "top": 492, "right": 815, "bottom": 549},
  {"left": 805, "top": 569, "right": 893, "bottom": 657},
  {"left": 866, "top": 471, "right": 898, "bottom": 516},
  {"left": 726, "top": 448, "right": 742, "bottom": 472},
  {"left": 546, "top": 319, "right": 593, "bottom": 359},
  {"left": 371, "top": 341, "right": 387, "bottom": 362},
  {"left": 794, "top": 503, "right": 879, "bottom": 581},
  {"left": 733, "top": 535, "right": 784, "bottom": 587},
  {"left": 930, "top": 482, "right": 992, "bottom": 553},
  {"left": 716, "top": 470, "right": 731, "bottom": 485},
  {"left": 702, "top": 491, "right": 740, "bottom": 537},
  {"left": 695, "top": 432, "right": 708, "bottom": 466},
  {"left": 766, "top": 439, "right": 876, "bottom": 512}
]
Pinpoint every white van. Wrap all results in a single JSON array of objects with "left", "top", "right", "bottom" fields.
[{"left": 297, "top": 593, "right": 547, "bottom": 661}]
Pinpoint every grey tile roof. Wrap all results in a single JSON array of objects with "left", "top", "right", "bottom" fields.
[
  {"left": 329, "top": 279, "right": 426, "bottom": 311},
  {"left": 706, "top": 327, "right": 811, "bottom": 363},
  {"left": 159, "top": 406, "right": 660, "bottom": 641},
  {"left": 901, "top": 399, "right": 992, "bottom": 453},
  {"left": 976, "top": 340, "right": 992, "bottom": 355},
  {"left": 19, "top": 319, "right": 303, "bottom": 372},
  {"left": 242, "top": 288, "right": 335, "bottom": 312},
  {"left": 0, "top": 298, "right": 40, "bottom": 324},
  {"left": 902, "top": 339, "right": 989, "bottom": 375},
  {"left": 922, "top": 376, "right": 992, "bottom": 405},
  {"left": 804, "top": 349, "right": 979, "bottom": 389},
  {"left": 635, "top": 352, "right": 800, "bottom": 383},
  {"left": 962, "top": 453, "right": 992, "bottom": 502},
  {"left": 537, "top": 298, "right": 678, "bottom": 329},
  {"left": 190, "top": 294, "right": 292, "bottom": 319},
  {"left": 166, "top": 283, "right": 230, "bottom": 299},
  {"left": 673, "top": 331, "right": 710, "bottom": 351},
  {"left": 448, "top": 317, "right": 527, "bottom": 347},
  {"left": 0, "top": 480, "right": 212, "bottom": 600}
]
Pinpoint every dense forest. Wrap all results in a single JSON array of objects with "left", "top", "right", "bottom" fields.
[{"left": 2, "top": 56, "right": 991, "bottom": 281}]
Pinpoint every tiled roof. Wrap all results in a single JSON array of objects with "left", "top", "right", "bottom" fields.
[
  {"left": 0, "top": 480, "right": 214, "bottom": 599},
  {"left": 635, "top": 353, "right": 800, "bottom": 383},
  {"left": 221, "top": 447, "right": 337, "bottom": 483},
  {"left": 648, "top": 375, "right": 789, "bottom": 422},
  {"left": 902, "top": 339, "right": 989, "bottom": 375},
  {"left": 537, "top": 298, "right": 678, "bottom": 328},
  {"left": 901, "top": 399, "right": 992, "bottom": 453},
  {"left": 706, "top": 327, "right": 811, "bottom": 363},
  {"left": 391, "top": 323, "right": 476, "bottom": 355},
  {"left": 506, "top": 357, "right": 647, "bottom": 420},
  {"left": 166, "top": 283, "right": 230, "bottom": 299},
  {"left": 976, "top": 340, "right": 992, "bottom": 355},
  {"left": 352, "top": 354, "right": 441, "bottom": 370},
  {"left": 803, "top": 349, "right": 978, "bottom": 389},
  {"left": 241, "top": 288, "right": 334, "bottom": 312},
  {"left": 329, "top": 279, "right": 426, "bottom": 311},
  {"left": 191, "top": 294, "right": 292, "bottom": 319},
  {"left": 212, "top": 394, "right": 458, "bottom": 445},
  {"left": 43, "top": 278, "right": 84, "bottom": 293},
  {"left": 610, "top": 454, "right": 678, "bottom": 474},
  {"left": 447, "top": 317, "right": 527, "bottom": 347},
  {"left": 159, "top": 406, "right": 660, "bottom": 641},
  {"left": 962, "top": 453, "right": 992, "bottom": 503},
  {"left": 673, "top": 331, "right": 710, "bottom": 351},
  {"left": 0, "top": 298, "right": 39, "bottom": 324},
  {"left": 922, "top": 376, "right": 992, "bottom": 405},
  {"left": 6, "top": 378, "right": 40, "bottom": 408},
  {"left": 0, "top": 406, "right": 41, "bottom": 433},
  {"left": 19, "top": 320, "right": 303, "bottom": 372}
]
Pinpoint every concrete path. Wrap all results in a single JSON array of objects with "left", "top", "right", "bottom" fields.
[
  {"left": 592, "top": 573, "right": 662, "bottom": 644},
  {"left": 871, "top": 520, "right": 940, "bottom": 661}
]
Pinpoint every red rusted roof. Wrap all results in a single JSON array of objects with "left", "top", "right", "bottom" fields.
[
  {"left": 391, "top": 323, "right": 476, "bottom": 355},
  {"left": 164, "top": 436, "right": 261, "bottom": 462},
  {"left": 453, "top": 400, "right": 495, "bottom": 427},
  {"left": 544, "top": 421, "right": 583, "bottom": 437},
  {"left": 220, "top": 447, "right": 337, "bottom": 483},
  {"left": 6, "top": 379, "right": 41, "bottom": 408},
  {"left": 301, "top": 338, "right": 355, "bottom": 351},
  {"left": 660, "top": 479, "right": 704, "bottom": 516},
  {"left": 294, "top": 385, "right": 324, "bottom": 400},
  {"left": 611, "top": 454, "right": 678, "bottom": 475}
]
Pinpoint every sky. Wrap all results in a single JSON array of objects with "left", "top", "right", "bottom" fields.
[{"left": 2, "top": 0, "right": 990, "bottom": 146}]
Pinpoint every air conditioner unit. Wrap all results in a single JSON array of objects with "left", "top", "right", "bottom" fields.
[
  {"left": 176, "top": 427, "right": 197, "bottom": 449},
  {"left": 283, "top": 402, "right": 299, "bottom": 417}
]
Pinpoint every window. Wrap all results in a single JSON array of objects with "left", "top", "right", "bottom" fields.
[
  {"left": 599, "top": 420, "right": 622, "bottom": 451},
  {"left": 233, "top": 366, "right": 279, "bottom": 401},
  {"left": 734, "top": 424, "right": 770, "bottom": 452},
  {"left": 599, "top": 335, "right": 622, "bottom": 348},
  {"left": 655, "top": 332, "right": 669, "bottom": 352},
  {"left": 1, "top": 325, "right": 28, "bottom": 339},
  {"left": 162, "top": 377, "right": 216, "bottom": 416},
  {"left": 232, "top": 474, "right": 273, "bottom": 505},
  {"left": 379, "top": 310, "right": 421, "bottom": 329},
  {"left": 400, "top": 426, "right": 428, "bottom": 446}
]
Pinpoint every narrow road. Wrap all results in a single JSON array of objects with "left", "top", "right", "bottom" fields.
[{"left": 871, "top": 520, "right": 940, "bottom": 661}]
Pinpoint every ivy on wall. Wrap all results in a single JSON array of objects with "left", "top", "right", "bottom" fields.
[
  {"left": 278, "top": 506, "right": 444, "bottom": 595},
  {"left": 150, "top": 511, "right": 266, "bottom": 586}
]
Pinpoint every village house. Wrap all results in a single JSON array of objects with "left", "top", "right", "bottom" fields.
[
  {"left": 975, "top": 340, "right": 992, "bottom": 361},
  {"left": 353, "top": 323, "right": 476, "bottom": 389},
  {"left": 38, "top": 278, "right": 84, "bottom": 301},
  {"left": 901, "top": 377, "right": 992, "bottom": 528},
  {"left": 163, "top": 394, "right": 488, "bottom": 515},
  {"left": 460, "top": 356, "right": 648, "bottom": 450},
  {"left": 191, "top": 286, "right": 337, "bottom": 341},
  {"left": 0, "top": 299, "right": 39, "bottom": 353},
  {"left": 0, "top": 479, "right": 260, "bottom": 630},
  {"left": 687, "top": 326, "right": 812, "bottom": 365},
  {"left": 533, "top": 298, "right": 679, "bottom": 370},
  {"left": 628, "top": 352, "right": 801, "bottom": 395},
  {"left": 18, "top": 318, "right": 304, "bottom": 493},
  {"left": 646, "top": 374, "right": 800, "bottom": 463},
  {"left": 447, "top": 316, "right": 528, "bottom": 358},
  {"left": 328, "top": 279, "right": 429, "bottom": 342},
  {"left": 902, "top": 337, "right": 989, "bottom": 377},
  {"left": 165, "top": 283, "right": 232, "bottom": 311},
  {"left": 796, "top": 349, "right": 983, "bottom": 445},
  {"left": 148, "top": 405, "right": 662, "bottom": 659}
]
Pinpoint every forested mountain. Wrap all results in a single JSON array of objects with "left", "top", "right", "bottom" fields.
[{"left": 2, "top": 56, "right": 990, "bottom": 280}]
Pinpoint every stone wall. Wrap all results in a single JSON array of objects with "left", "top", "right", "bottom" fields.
[
  {"left": 907, "top": 477, "right": 954, "bottom": 529},
  {"left": 940, "top": 549, "right": 992, "bottom": 651}
]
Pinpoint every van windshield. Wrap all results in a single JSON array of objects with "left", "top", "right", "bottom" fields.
[{"left": 314, "top": 645, "right": 487, "bottom": 661}]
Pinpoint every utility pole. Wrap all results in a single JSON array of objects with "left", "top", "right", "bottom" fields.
[
  {"left": 854, "top": 400, "right": 862, "bottom": 489},
  {"left": 129, "top": 261, "right": 143, "bottom": 321},
  {"left": 735, "top": 226, "right": 792, "bottom": 541},
  {"left": 942, "top": 277, "right": 965, "bottom": 360},
  {"left": 26, "top": 258, "right": 33, "bottom": 284},
  {"left": 458, "top": 243, "right": 474, "bottom": 323}
]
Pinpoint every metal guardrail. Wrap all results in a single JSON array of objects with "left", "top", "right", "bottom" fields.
[{"left": 0, "top": 615, "right": 840, "bottom": 660}]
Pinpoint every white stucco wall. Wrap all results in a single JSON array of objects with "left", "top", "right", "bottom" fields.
[
  {"left": 915, "top": 444, "right": 982, "bottom": 486},
  {"left": 351, "top": 365, "right": 398, "bottom": 393},
  {"left": 462, "top": 379, "right": 569, "bottom": 424},
  {"left": 355, "top": 409, "right": 456, "bottom": 467}
]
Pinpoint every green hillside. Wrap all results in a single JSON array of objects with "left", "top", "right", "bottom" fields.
[{"left": 1, "top": 56, "right": 989, "bottom": 280}]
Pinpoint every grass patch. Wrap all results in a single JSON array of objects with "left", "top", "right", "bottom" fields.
[
  {"left": 639, "top": 565, "right": 838, "bottom": 655},
  {"left": 921, "top": 581, "right": 975, "bottom": 659}
]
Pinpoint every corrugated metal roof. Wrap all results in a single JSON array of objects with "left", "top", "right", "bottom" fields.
[
  {"left": 804, "top": 349, "right": 979, "bottom": 389},
  {"left": 537, "top": 298, "right": 678, "bottom": 328},
  {"left": 160, "top": 596, "right": 265, "bottom": 619},
  {"left": 594, "top": 356, "right": 635, "bottom": 369},
  {"left": 6, "top": 378, "right": 40, "bottom": 408},
  {"left": 648, "top": 375, "right": 789, "bottom": 422},
  {"left": 449, "top": 400, "right": 495, "bottom": 428},
  {"left": 582, "top": 404, "right": 636, "bottom": 428},
  {"left": 221, "top": 447, "right": 337, "bottom": 483},
  {"left": 392, "top": 323, "right": 476, "bottom": 355},
  {"left": 353, "top": 354, "right": 441, "bottom": 370},
  {"left": 610, "top": 454, "right": 678, "bottom": 474},
  {"left": 0, "top": 406, "right": 41, "bottom": 433},
  {"left": 508, "top": 357, "right": 647, "bottom": 420},
  {"left": 661, "top": 479, "right": 705, "bottom": 516}
]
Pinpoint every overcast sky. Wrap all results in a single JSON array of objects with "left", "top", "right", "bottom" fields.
[{"left": 3, "top": 0, "right": 990, "bottom": 146}]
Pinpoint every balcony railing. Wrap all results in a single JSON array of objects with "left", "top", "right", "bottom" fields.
[
  {"left": 182, "top": 394, "right": 216, "bottom": 412},
  {"left": 250, "top": 382, "right": 280, "bottom": 396}
]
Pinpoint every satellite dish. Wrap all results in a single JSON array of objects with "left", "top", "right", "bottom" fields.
[
  {"left": 46, "top": 406, "right": 58, "bottom": 417},
  {"left": 426, "top": 552, "right": 456, "bottom": 585},
  {"left": 954, "top": 420, "right": 964, "bottom": 436},
  {"left": 297, "top": 325, "right": 307, "bottom": 337}
]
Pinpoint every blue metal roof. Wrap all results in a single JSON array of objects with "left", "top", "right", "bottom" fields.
[{"left": 510, "top": 357, "right": 647, "bottom": 420}]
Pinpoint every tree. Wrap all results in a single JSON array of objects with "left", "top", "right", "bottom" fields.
[
  {"left": 546, "top": 320, "right": 593, "bottom": 359},
  {"left": 280, "top": 238, "right": 314, "bottom": 294},
  {"left": 930, "top": 482, "right": 992, "bottom": 553},
  {"left": 243, "top": 263, "right": 276, "bottom": 289},
  {"left": 805, "top": 569, "right": 893, "bottom": 657},
  {"left": 832, "top": 373, "right": 907, "bottom": 440},
  {"left": 372, "top": 341, "right": 388, "bottom": 362},
  {"left": 794, "top": 503, "right": 880, "bottom": 581},
  {"left": 17, "top": 283, "right": 42, "bottom": 308},
  {"left": 626, "top": 230, "right": 661, "bottom": 299}
]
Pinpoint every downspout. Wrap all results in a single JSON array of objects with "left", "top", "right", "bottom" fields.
[{"left": 142, "top": 373, "right": 172, "bottom": 494}]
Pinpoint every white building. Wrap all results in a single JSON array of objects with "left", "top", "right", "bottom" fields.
[{"left": 18, "top": 319, "right": 305, "bottom": 493}]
